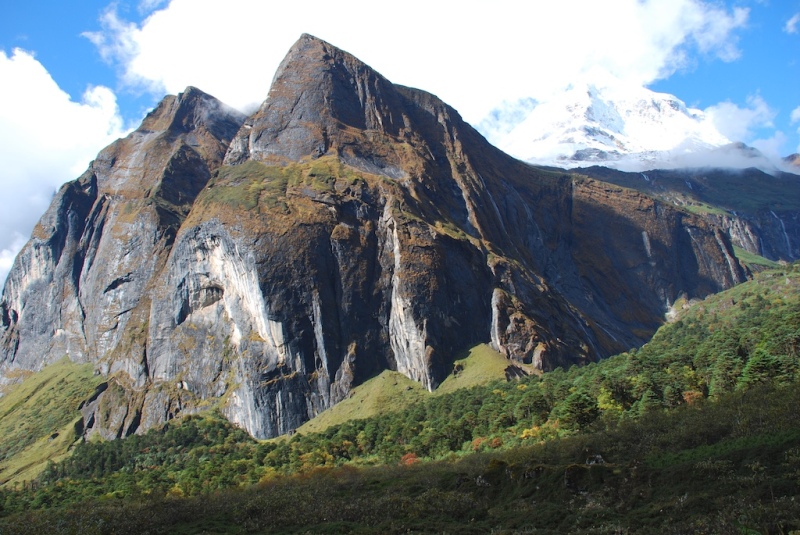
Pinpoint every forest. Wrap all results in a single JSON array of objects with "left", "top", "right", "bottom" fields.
[{"left": 0, "top": 264, "right": 799, "bottom": 533}]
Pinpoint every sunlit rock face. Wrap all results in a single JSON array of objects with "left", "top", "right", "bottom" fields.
[{"left": 0, "top": 35, "right": 746, "bottom": 439}]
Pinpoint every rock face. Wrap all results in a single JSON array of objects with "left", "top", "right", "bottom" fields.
[
  {"left": 0, "top": 35, "right": 746, "bottom": 439},
  {"left": 577, "top": 166, "right": 800, "bottom": 263},
  {"left": 704, "top": 211, "right": 799, "bottom": 263}
]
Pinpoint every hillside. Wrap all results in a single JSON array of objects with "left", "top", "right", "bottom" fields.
[
  {"left": 0, "top": 359, "right": 102, "bottom": 485},
  {"left": 4, "top": 384, "right": 798, "bottom": 534},
  {"left": 296, "top": 344, "right": 515, "bottom": 435},
  {"left": 0, "top": 264, "right": 798, "bottom": 532}
]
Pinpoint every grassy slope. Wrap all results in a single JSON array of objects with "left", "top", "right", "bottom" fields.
[
  {"left": 0, "top": 358, "right": 102, "bottom": 485},
  {"left": 296, "top": 371, "right": 428, "bottom": 436},
  {"left": 296, "top": 344, "right": 510, "bottom": 435},
  {"left": 679, "top": 261, "right": 799, "bottom": 321},
  {"left": 734, "top": 245, "right": 781, "bottom": 270},
  {"left": 436, "top": 343, "right": 528, "bottom": 394}
]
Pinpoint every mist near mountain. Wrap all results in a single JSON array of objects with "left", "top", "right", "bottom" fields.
[{"left": 479, "top": 80, "right": 795, "bottom": 174}]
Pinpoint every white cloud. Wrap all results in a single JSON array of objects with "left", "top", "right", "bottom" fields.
[
  {"left": 138, "top": 0, "right": 169, "bottom": 13},
  {"left": 84, "top": 0, "right": 749, "bottom": 123},
  {"left": 82, "top": 10, "right": 141, "bottom": 71},
  {"left": 0, "top": 48, "right": 126, "bottom": 285},
  {"left": 792, "top": 106, "right": 800, "bottom": 153},
  {"left": 751, "top": 131, "right": 788, "bottom": 159},
  {"left": 785, "top": 13, "right": 800, "bottom": 34},
  {"left": 0, "top": 233, "right": 27, "bottom": 290},
  {"left": 704, "top": 95, "right": 775, "bottom": 143},
  {"left": 702, "top": 98, "right": 800, "bottom": 162}
]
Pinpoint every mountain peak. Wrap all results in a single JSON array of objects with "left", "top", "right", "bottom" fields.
[
  {"left": 140, "top": 86, "right": 246, "bottom": 142},
  {"left": 86, "top": 86, "right": 245, "bottom": 201},
  {"left": 1, "top": 35, "right": 749, "bottom": 442},
  {"left": 224, "top": 34, "right": 407, "bottom": 164},
  {"left": 484, "top": 83, "right": 734, "bottom": 171},
  {"left": 282, "top": 33, "right": 346, "bottom": 61}
]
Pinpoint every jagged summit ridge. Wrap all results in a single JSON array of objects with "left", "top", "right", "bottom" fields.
[
  {"left": 225, "top": 34, "right": 409, "bottom": 166},
  {"left": 142, "top": 86, "right": 246, "bottom": 141}
]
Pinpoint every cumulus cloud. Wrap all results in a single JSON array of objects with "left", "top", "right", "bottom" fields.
[
  {"left": 83, "top": 0, "right": 750, "bottom": 123},
  {"left": 0, "top": 48, "right": 126, "bottom": 285},
  {"left": 792, "top": 106, "right": 800, "bottom": 152},
  {"left": 751, "top": 131, "right": 788, "bottom": 160},
  {"left": 0, "top": 234, "right": 27, "bottom": 289},
  {"left": 785, "top": 13, "right": 800, "bottom": 34},
  {"left": 704, "top": 95, "right": 775, "bottom": 143}
]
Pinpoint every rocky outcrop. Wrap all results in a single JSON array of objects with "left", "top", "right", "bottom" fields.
[
  {"left": 702, "top": 210, "right": 799, "bottom": 262},
  {"left": 0, "top": 35, "right": 746, "bottom": 439},
  {"left": 0, "top": 87, "right": 246, "bottom": 436}
]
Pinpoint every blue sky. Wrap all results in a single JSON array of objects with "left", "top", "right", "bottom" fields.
[
  {"left": 1, "top": 0, "right": 799, "bottom": 284},
  {"left": 651, "top": 2, "right": 800, "bottom": 151}
]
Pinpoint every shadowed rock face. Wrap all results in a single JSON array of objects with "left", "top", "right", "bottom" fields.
[
  {"left": 0, "top": 35, "right": 746, "bottom": 439},
  {"left": 576, "top": 165, "right": 800, "bottom": 264}
]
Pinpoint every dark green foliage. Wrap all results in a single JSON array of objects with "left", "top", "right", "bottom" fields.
[
  {"left": 557, "top": 391, "right": 599, "bottom": 430},
  {"left": 2, "top": 384, "right": 800, "bottom": 534},
  {"left": 1, "top": 265, "right": 800, "bottom": 532}
]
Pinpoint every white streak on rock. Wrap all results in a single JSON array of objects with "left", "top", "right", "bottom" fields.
[
  {"left": 490, "top": 288, "right": 506, "bottom": 355},
  {"left": 383, "top": 206, "right": 432, "bottom": 391},
  {"left": 771, "top": 210, "right": 792, "bottom": 255}
]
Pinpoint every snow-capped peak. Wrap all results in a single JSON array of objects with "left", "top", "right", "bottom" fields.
[{"left": 479, "top": 80, "right": 743, "bottom": 172}]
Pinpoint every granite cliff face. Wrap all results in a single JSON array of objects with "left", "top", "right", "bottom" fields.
[{"left": 0, "top": 35, "right": 746, "bottom": 439}]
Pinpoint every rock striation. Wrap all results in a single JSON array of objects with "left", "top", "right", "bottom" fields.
[{"left": 0, "top": 35, "right": 746, "bottom": 439}]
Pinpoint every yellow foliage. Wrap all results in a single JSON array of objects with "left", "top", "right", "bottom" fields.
[
  {"left": 167, "top": 484, "right": 185, "bottom": 498},
  {"left": 597, "top": 387, "right": 623, "bottom": 412}
]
